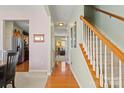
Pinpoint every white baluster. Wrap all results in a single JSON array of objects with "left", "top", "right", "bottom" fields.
[
  {"left": 84, "top": 24, "right": 86, "bottom": 48},
  {"left": 85, "top": 25, "right": 88, "bottom": 54},
  {"left": 104, "top": 45, "right": 108, "bottom": 88},
  {"left": 96, "top": 36, "right": 99, "bottom": 78},
  {"left": 100, "top": 40, "right": 103, "bottom": 87},
  {"left": 90, "top": 30, "right": 93, "bottom": 65},
  {"left": 85, "top": 25, "right": 87, "bottom": 50},
  {"left": 87, "top": 27, "right": 89, "bottom": 58},
  {"left": 92, "top": 32, "right": 95, "bottom": 71},
  {"left": 119, "top": 60, "right": 122, "bottom": 88},
  {"left": 88, "top": 28, "right": 91, "bottom": 61},
  {"left": 111, "top": 52, "right": 114, "bottom": 88},
  {"left": 83, "top": 23, "right": 85, "bottom": 44}
]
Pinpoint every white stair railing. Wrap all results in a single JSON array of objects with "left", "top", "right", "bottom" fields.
[
  {"left": 96, "top": 36, "right": 99, "bottom": 78},
  {"left": 119, "top": 60, "right": 122, "bottom": 88},
  {"left": 85, "top": 26, "right": 88, "bottom": 53},
  {"left": 111, "top": 52, "right": 114, "bottom": 88},
  {"left": 100, "top": 40, "right": 103, "bottom": 87},
  {"left": 80, "top": 16, "right": 124, "bottom": 88},
  {"left": 87, "top": 27, "right": 89, "bottom": 60},
  {"left": 93, "top": 32, "right": 96, "bottom": 71},
  {"left": 90, "top": 30, "right": 93, "bottom": 65},
  {"left": 83, "top": 23, "right": 85, "bottom": 46},
  {"left": 104, "top": 45, "right": 108, "bottom": 88}
]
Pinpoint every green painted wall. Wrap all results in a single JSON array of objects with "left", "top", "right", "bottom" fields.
[{"left": 84, "top": 5, "right": 124, "bottom": 52}]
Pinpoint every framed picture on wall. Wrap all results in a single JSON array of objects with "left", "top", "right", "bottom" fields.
[
  {"left": 71, "top": 21, "right": 77, "bottom": 48},
  {"left": 71, "top": 27, "right": 73, "bottom": 48},
  {"left": 33, "top": 34, "right": 44, "bottom": 42},
  {"left": 74, "top": 21, "right": 77, "bottom": 48}
]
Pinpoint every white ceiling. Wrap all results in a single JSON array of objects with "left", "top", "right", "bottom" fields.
[
  {"left": 14, "top": 20, "right": 29, "bottom": 32},
  {"left": 49, "top": 5, "right": 76, "bottom": 27}
]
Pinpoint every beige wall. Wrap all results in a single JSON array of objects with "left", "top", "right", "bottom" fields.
[{"left": 0, "top": 6, "right": 51, "bottom": 73}]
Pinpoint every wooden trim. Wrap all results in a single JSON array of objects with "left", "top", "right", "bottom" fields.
[
  {"left": 79, "top": 43, "right": 101, "bottom": 88},
  {"left": 80, "top": 16, "right": 124, "bottom": 62},
  {"left": 91, "top": 6, "right": 124, "bottom": 22}
]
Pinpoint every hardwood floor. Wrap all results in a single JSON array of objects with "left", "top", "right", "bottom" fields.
[
  {"left": 45, "top": 62, "right": 79, "bottom": 88},
  {"left": 16, "top": 60, "right": 29, "bottom": 72}
]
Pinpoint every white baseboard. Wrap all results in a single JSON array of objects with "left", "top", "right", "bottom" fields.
[
  {"left": 70, "top": 65, "right": 82, "bottom": 88},
  {"left": 29, "top": 69, "right": 47, "bottom": 73},
  {"left": 29, "top": 69, "right": 53, "bottom": 77}
]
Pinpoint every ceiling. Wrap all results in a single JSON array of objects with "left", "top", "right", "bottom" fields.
[
  {"left": 49, "top": 5, "right": 76, "bottom": 27},
  {"left": 14, "top": 20, "right": 29, "bottom": 32}
]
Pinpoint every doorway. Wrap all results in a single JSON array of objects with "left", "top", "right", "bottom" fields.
[
  {"left": 55, "top": 36, "right": 67, "bottom": 63},
  {"left": 3, "top": 20, "right": 29, "bottom": 72}
]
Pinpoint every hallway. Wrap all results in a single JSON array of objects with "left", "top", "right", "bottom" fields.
[
  {"left": 0, "top": 5, "right": 124, "bottom": 88},
  {"left": 45, "top": 62, "right": 79, "bottom": 88}
]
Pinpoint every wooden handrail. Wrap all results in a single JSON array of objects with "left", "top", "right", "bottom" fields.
[
  {"left": 80, "top": 15, "right": 124, "bottom": 62},
  {"left": 91, "top": 6, "right": 124, "bottom": 22}
]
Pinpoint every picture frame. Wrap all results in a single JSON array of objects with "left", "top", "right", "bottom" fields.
[
  {"left": 71, "top": 21, "right": 77, "bottom": 48},
  {"left": 74, "top": 21, "right": 77, "bottom": 48},
  {"left": 33, "top": 34, "right": 44, "bottom": 42}
]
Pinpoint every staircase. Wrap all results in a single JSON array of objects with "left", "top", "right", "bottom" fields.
[{"left": 79, "top": 16, "right": 124, "bottom": 88}]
